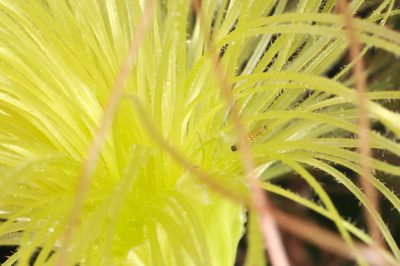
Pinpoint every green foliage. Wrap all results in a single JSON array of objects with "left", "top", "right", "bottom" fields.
[{"left": 0, "top": 0, "right": 399, "bottom": 265}]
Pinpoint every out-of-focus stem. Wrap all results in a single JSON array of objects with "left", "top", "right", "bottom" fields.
[
  {"left": 55, "top": 1, "right": 155, "bottom": 265},
  {"left": 337, "top": 0, "right": 383, "bottom": 250},
  {"left": 191, "top": 1, "right": 290, "bottom": 265}
]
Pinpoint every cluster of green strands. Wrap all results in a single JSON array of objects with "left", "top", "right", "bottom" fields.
[{"left": 0, "top": 0, "right": 400, "bottom": 265}]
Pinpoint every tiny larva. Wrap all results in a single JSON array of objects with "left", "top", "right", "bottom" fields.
[{"left": 231, "top": 125, "right": 268, "bottom": 152}]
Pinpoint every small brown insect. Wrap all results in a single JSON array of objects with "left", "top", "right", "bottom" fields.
[{"left": 231, "top": 125, "right": 268, "bottom": 152}]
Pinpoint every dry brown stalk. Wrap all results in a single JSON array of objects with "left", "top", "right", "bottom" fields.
[
  {"left": 55, "top": 1, "right": 155, "bottom": 265},
  {"left": 191, "top": 1, "right": 290, "bottom": 265},
  {"left": 337, "top": 0, "right": 384, "bottom": 250}
]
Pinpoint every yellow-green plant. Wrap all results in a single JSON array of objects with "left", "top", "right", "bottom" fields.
[{"left": 0, "top": 0, "right": 400, "bottom": 265}]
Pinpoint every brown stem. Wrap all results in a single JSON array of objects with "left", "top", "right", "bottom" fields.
[
  {"left": 337, "top": 0, "right": 383, "bottom": 250},
  {"left": 55, "top": 1, "right": 155, "bottom": 265},
  {"left": 191, "top": 1, "right": 290, "bottom": 265},
  {"left": 272, "top": 208, "right": 394, "bottom": 266}
]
